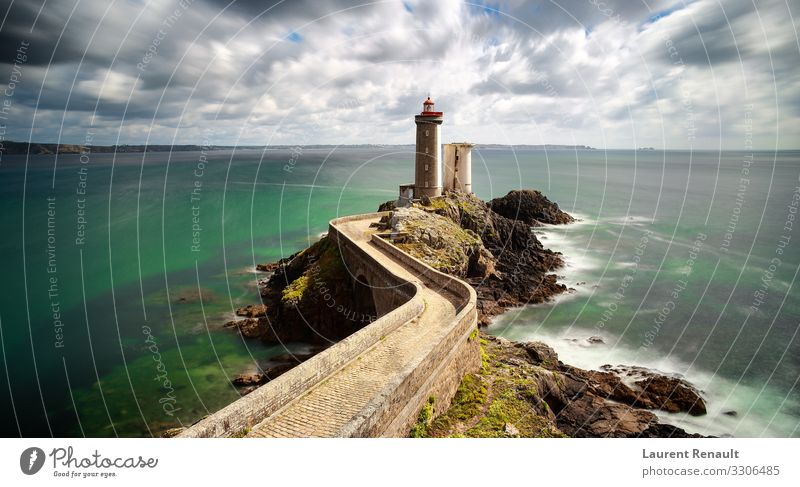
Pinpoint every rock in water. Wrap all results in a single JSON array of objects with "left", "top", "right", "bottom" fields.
[
  {"left": 232, "top": 373, "right": 267, "bottom": 386},
  {"left": 223, "top": 318, "right": 263, "bottom": 338},
  {"left": 235, "top": 304, "right": 267, "bottom": 318},
  {"left": 489, "top": 189, "right": 574, "bottom": 226},
  {"left": 634, "top": 376, "right": 707, "bottom": 416},
  {"left": 593, "top": 364, "right": 707, "bottom": 416}
]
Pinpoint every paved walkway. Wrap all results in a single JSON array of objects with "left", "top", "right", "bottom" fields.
[{"left": 248, "top": 217, "right": 459, "bottom": 437}]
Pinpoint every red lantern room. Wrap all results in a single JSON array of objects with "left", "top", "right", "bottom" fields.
[{"left": 421, "top": 96, "right": 442, "bottom": 116}]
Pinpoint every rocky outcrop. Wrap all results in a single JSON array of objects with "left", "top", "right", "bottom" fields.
[
  {"left": 599, "top": 364, "right": 707, "bottom": 415},
  {"left": 223, "top": 318, "right": 262, "bottom": 338},
  {"left": 229, "top": 235, "right": 375, "bottom": 346},
  {"left": 232, "top": 373, "right": 268, "bottom": 387},
  {"left": 385, "top": 206, "right": 488, "bottom": 277},
  {"left": 489, "top": 189, "right": 574, "bottom": 226},
  {"left": 233, "top": 189, "right": 571, "bottom": 344},
  {"left": 235, "top": 304, "right": 267, "bottom": 318},
  {"left": 380, "top": 190, "right": 569, "bottom": 325},
  {"left": 232, "top": 349, "right": 325, "bottom": 396},
  {"left": 422, "top": 334, "right": 704, "bottom": 438}
]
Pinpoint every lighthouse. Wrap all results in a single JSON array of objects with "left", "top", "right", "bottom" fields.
[
  {"left": 413, "top": 96, "right": 443, "bottom": 199},
  {"left": 397, "top": 96, "right": 474, "bottom": 206}
]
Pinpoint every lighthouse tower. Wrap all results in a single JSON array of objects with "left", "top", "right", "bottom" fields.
[{"left": 413, "top": 97, "right": 443, "bottom": 199}]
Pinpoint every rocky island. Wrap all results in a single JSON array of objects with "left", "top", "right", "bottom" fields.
[{"left": 220, "top": 189, "right": 707, "bottom": 438}]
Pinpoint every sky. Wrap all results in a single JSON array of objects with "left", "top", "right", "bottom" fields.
[{"left": 0, "top": 0, "right": 798, "bottom": 149}]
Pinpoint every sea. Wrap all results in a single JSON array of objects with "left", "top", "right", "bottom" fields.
[{"left": 0, "top": 147, "right": 797, "bottom": 437}]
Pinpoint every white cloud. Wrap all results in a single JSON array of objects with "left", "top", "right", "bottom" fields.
[{"left": 0, "top": 0, "right": 796, "bottom": 148}]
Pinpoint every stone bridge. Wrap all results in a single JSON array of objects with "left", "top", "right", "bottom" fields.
[{"left": 179, "top": 212, "right": 479, "bottom": 438}]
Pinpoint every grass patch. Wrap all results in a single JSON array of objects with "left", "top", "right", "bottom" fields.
[
  {"left": 426, "top": 374, "right": 487, "bottom": 437},
  {"left": 463, "top": 381, "right": 562, "bottom": 438},
  {"left": 230, "top": 427, "right": 251, "bottom": 438},
  {"left": 420, "top": 340, "right": 568, "bottom": 438},
  {"left": 409, "top": 397, "right": 436, "bottom": 438}
]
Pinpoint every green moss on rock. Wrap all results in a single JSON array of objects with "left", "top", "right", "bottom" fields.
[
  {"left": 418, "top": 334, "right": 567, "bottom": 438},
  {"left": 409, "top": 396, "right": 436, "bottom": 438},
  {"left": 281, "top": 275, "right": 309, "bottom": 305}
]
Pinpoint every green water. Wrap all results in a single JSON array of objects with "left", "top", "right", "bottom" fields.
[
  {"left": 0, "top": 148, "right": 797, "bottom": 437},
  {"left": 0, "top": 148, "right": 401, "bottom": 437}
]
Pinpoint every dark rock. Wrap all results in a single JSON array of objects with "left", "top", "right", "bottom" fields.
[
  {"left": 172, "top": 287, "right": 217, "bottom": 304},
  {"left": 249, "top": 235, "right": 378, "bottom": 345},
  {"left": 587, "top": 336, "right": 605, "bottom": 344},
  {"left": 232, "top": 373, "right": 267, "bottom": 386},
  {"left": 561, "top": 366, "right": 649, "bottom": 408},
  {"left": 592, "top": 364, "right": 707, "bottom": 416},
  {"left": 223, "top": 318, "right": 263, "bottom": 338},
  {"left": 377, "top": 199, "right": 396, "bottom": 212},
  {"left": 232, "top": 362, "right": 298, "bottom": 392},
  {"left": 387, "top": 191, "right": 571, "bottom": 323},
  {"left": 521, "top": 341, "right": 559, "bottom": 368},
  {"left": 634, "top": 422, "right": 706, "bottom": 438},
  {"left": 235, "top": 304, "right": 267, "bottom": 318},
  {"left": 535, "top": 371, "right": 571, "bottom": 414},
  {"left": 635, "top": 376, "right": 707, "bottom": 416},
  {"left": 256, "top": 262, "right": 280, "bottom": 272},
  {"left": 556, "top": 394, "right": 658, "bottom": 438},
  {"left": 489, "top": 189, "right": 574, "bottom": 226},
  {"left": 268, "top": 351, "right": 319, "bottom": 364},
  {"left": 264, "top": 363, "right": 296, "bottom": 380},
  {"left": 238, "top": 386, "right": 258, "bottom": 396},
  {"left": 158, "top": 427, "right": 185, "bottom": 438},
  {"left": 723, "top": 410, "right": 738, "bottom": 417}
]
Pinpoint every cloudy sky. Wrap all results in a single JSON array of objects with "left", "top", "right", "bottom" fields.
[{"left": 0, "top": 0, "right": 798, "bottom": 149}]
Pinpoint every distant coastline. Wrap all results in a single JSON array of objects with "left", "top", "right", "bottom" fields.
[{"left": 0, "top": 140, "right": 597, "bottom": 155}]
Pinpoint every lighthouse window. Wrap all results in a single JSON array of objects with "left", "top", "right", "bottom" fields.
[
  {"left": 424, "top": 164, "right": 428, "bottom": 171},
  {"left": 425, "top": 147, "right": 428, "bottom": 154},
  {"left": 425, "top": 130, "right": 429, "bottom": 136}
]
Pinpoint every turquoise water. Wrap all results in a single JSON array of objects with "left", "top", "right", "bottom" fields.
[
  {"left": 482, "top": 149, "right": 800, "bottom": 438},
  {"left": 0, "top": 148, "right": 797, "bottom": 437}
]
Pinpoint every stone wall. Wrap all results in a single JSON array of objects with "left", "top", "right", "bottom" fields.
[
  {"left": 178, "top": 211, "right": 479, "bottom": 438},
  {"left": 330, "top": 213, "right": 417, "bottom": 316},
  {"left": 362, "top": 235, "right": 479, "bottom": 436}
]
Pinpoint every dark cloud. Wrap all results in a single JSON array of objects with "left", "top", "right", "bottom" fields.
[{"left": 0, "top": 0, "right": 795, "bottom": 148}]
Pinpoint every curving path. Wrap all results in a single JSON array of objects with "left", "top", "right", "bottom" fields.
[{"left": 247, "top": 216, "right": 462, "bottom": 437}]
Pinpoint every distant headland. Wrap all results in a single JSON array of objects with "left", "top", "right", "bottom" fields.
[{"left": 0, "top": 140, "right": 597, "bottom": 155}]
